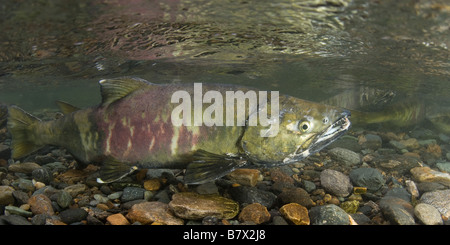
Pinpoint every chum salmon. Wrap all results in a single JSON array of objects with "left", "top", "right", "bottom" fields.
[{"left": 7, "top": 77, "right": 350, "bottom": 184}]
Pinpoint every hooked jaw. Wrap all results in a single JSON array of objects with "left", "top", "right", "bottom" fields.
[
  {"left": 311, "top": 110, "right": 351, "bottom": 147},
  {"left": 285, "top": 110, "right": 351, "bottom": 163}
]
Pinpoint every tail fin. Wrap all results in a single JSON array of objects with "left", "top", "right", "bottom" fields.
[{"left": 7, "top": 105, "right": 43, "bottom": 159}]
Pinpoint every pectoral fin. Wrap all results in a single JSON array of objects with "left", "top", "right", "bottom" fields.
[
  {"left": 184, "top": 150, "right": 247, "bottom": 185},
  {"left": 97, "top": 158, "right": 138, "bottom": 184}
]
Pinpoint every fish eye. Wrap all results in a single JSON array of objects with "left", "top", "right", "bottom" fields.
[
  {"left": 322, "top": 117, "right": 329, "bottom": 124},
  {"left": 299, "top": 121, "right": 311, "bottom": 132}
]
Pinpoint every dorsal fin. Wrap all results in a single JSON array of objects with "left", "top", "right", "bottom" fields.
[
  {"left": 99, "top": 77, "right": 152, "bottom": 106},
  {"left": 55, "top": 100, "right": 81, "bottom": 115}
]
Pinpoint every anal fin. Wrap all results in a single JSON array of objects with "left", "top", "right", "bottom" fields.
[
  {"left": 97, "top": 158, "right": 138, "bottom": 184},
  {"left": 184, "top": 150, "right": 247, "bottom": 185}
]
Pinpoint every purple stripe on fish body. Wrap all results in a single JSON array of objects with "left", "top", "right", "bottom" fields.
[{"left": 94, "top": 86, "right": 200, "bottom": 164}]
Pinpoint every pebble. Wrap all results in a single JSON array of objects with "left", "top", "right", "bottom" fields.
[
  {"left": 0, "top": 214, "right": 32, "bottom": 225},
  {"left": 350, "top": 213, "right": 371, "bottom": 225},
  {"left": 385, "top": 187, "right": 411, "bottom": 202},
  {"left": 279, "top": 203, "right": 310, "bottom": 225},
  {"left": 59, "top": 208, "right": 88, "bottom": 224},
  {"left": 349, "top": 167, "right": 385, "bottom": 192},
  {"left": 405, "top": 180, "right": 419, "bottom": 199},
  {"left": 16, "top": 178, "right": 35, "bottom": 192},
  {"left": 127, "top": 201, "right": 184, "bottom": 225},
  {"left": 328, "top": 135, "right": 362, "bottom": 152},
  {"left": 107, "top": 191, "right": 123, "bottom": 200},
  {"left": 327, "top": 147, "right": 361, "bottom": 166},
  {"left": 121, "top": 187, "right": 145, "bottom": 202},
  {"left": 42, "top": 162, "right": 67, "bottom": 173},
  {"left": 169, "top": 192, "right": 239, "bottom": 220},
  {"left": 229, "top": 185, "right": 277, "bottom": 208},
  {"left": 277, "top": 187, "right": 314, "bottom": 208},
  {"left": 0, "top": 185, "right": 15, "bottom": 205},
  {"left": 94, "top": 194, "right": 109, "bottom": 204},
  {"left": 64, "top": 184, "right": 88, "bottom": 197},
  {"left": 389, "top": 140, "right": 406, "bottom": 151},
  {"left": 340, "top": 200, "right": 359, "bottom": 214},
  {"left": 379, "top": 196, "right": 415, "bottom": 225},
  {"left": 32, "top": 168, "right": 52, "bottom": 184},
  {"left": 272, "top": 215, "right": 289, "bottom": 225},
  {"left": 5, "top": 205, "right": 33, "bottom": 217},
  {"left": 34, "top": 181, "right": 46, "bottom": 190},
  {"left": 12, "top": 190, "right": 29, "bottom": 205},
  {"left": 302, "top": 180, "right": 316, "bottom": 193},
  {"left": 227, "top": 168, "right": 263, "bottom": 186},
  {"left": 320, "top": 169, "right": 353, "bottom": 197},
  {"left": 28, "top": 194, "right": 55, "bottom": 215},
  {"left": 269, "top": 168, "right": 295, "bottom": 185},
  {"left": 56, "top": 190, "right": 72, "bottom": 209},
  {"left": 238, "top": 203, "right": 271, "bottom": 224},
  {"left": 374, "top": 155, "right": 419, "bottom": 174},
  {"left": 436, "top": 162, "right": 450, "bottom": 173},
  {"left": 8, "top": 162, "right": 42, "bottom": 174},
  {"left": 143, "top": 179, "right": 161, "bottom": 191},
  {"left": 419, "top": 189, "right": 450, "bottom": 219},
  {"left": 403, "top": 138, "right": 421, "bottom": 150},
  {"left": 107, "top": 213, "right": 130, "bottom": 225},
  {"left": 358, "top": 134, "right": 382, "bottom": 150},
  {"left": 414, "top": 203, "right": 443, "bottom": 225},
  {"left": 410, "top": 166, "right": 450, "bottom": 187},
  {"left": 309, "top": 204, "right": 350, "bottom": 225}
]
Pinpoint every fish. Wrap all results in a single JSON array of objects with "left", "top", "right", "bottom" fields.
[
  {"left": 7, "top": 77, "right": 351, "bottom": 184},
  {"left": 426, "top": 111, "right": 450, "bottom": 134},
  {"left": 349, "top": 100, "right": 426, "bottom": 128},
  {"left": 321, "top": 87, "right": 429, "bottom": 129},
  {"left": 322, "top": 86, "right": 396, "bottom": 111}
]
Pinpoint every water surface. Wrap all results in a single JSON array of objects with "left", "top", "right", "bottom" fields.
[{"left": 0, "top": 0, "right": 449, "bottom": 130}]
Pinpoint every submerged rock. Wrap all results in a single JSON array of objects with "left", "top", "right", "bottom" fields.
[
  {"left": 28, "top": 194, "right": 54, "bottom": 216},
  {"left": 410, "top": 167, "right": 450, "bottom": 187},
  {"left": 227, "top": 169, "right": 263, "bottom": 187},
  {"left": 127, "top": 201, "right": 184, "bottom": 225},
  {"left": 169, "top": 192, "right": 239, "bottom": 220},
  {"left": 229, "top": 185, "right": 277, "bottom": 208},
  {"left": 238, "top": 203, "right": 271, "bottom": 224},
  {"left": 327, "top": 147, "right": 361, "bottom": 167},
  {"left": 349, "top": 168, "right": 385, "bottom": 192},
  {"left": 419, "top": 189, "right": 450, "bottom": 219},
  {"left": 278, "top": 187, "right": 314, "bottom": 208},
  {"left": 0, "top": 185, "right": 15, "bottom": 205},
  {"left": 59, "top": 208, "right": 88, "bottom": 224},
  {"left": 379, "top": 196, "right": 414, "bottom": 225},
  {"left": 309, "top": 204, "right": 350, "bottom": 225},
  {"left": 320, "top": 169, "right": 353, "bottom": 197},
  {"left": 279, "top": 203, "right": 310, "bottom": 225},
  {"left": 8, "top": 162, "right": 42, "bottom": 174},
  {"left": 414, "top": 203, "right": 443, "bottom": 225}
]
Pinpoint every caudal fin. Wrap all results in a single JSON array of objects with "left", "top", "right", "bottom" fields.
[{"left": 7, "top": 105, "right": 43, "bottom": 159}]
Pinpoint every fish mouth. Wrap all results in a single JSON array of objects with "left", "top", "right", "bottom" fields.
[
  {"left": 309, "top": 111, "right": 351, "bottom": 150},
  {"left": 290, "top": 110, "right": 351, "bottom": 161}
]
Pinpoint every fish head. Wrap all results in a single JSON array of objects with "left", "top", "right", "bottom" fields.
[{"left": 241, "top": 95, "right": 351, "bottom": 165}]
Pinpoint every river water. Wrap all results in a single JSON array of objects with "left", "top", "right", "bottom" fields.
[
  {"left": 1, "top": 0, "right": 450, "bottom": 227},
  {"left": 0, "top": 0, "right": 449, "bottom": 128}
]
